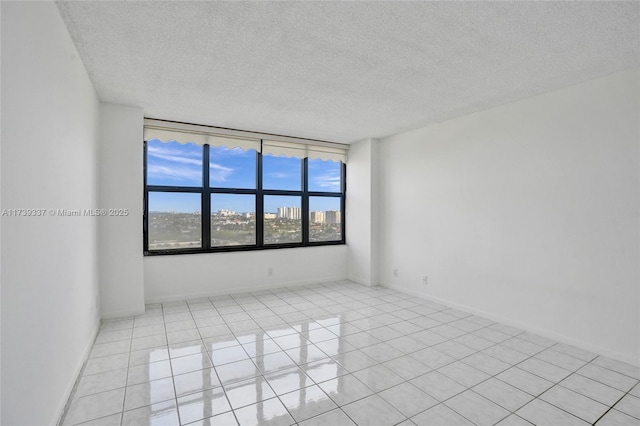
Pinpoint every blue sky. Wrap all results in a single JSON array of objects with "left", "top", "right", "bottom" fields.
[{"left": 147, "top": 139, "right": 341, "bottom": 213}]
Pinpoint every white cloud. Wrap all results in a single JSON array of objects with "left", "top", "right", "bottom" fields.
[
  {"left": 211, "top": 146, "right": 255, "bottom": 158},
  {"left": 209, "top": 162, "right": 235, "bottom": 183},
  {"left": 269, "top": 172, "right": 290, "bottom": 179},
  {"left": 313, "top": 171, "right": 341, "bottom": 190},
  {"left": 148, "top": 145, "right": 202, "bottom": 166},
  {"left": 147, "top": 144, "right": 236, "bottom": 183},
  {"left": 147, "top": 164, "right": 201, "bottom": 183}
]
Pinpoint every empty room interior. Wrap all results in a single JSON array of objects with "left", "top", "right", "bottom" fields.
[{"left": 2, "top": 1, "right": 639, "bottom": 426}]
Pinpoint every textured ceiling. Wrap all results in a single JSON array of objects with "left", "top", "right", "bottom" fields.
[{"left": 56, "top": 1, "right": 639, "bottom": 144}]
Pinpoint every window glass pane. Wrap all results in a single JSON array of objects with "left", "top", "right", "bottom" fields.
[
  {"left": 309, "top": 197, "right": 342, "bottom": 242},
  {"left": 146, "top": 139, "right": 202, "bottom": 187},
  {"left": 263, "top": 155, "right": 302, "bottom": 190},
  {"left": 308, "top": 159, "right": 341, "bottom": 193},
  {"left": 210, "top": 146, "right": 256, "bottom": 189},
  {"left": 264, "top": 195, "right": 302, "bottom": 244},
  {"left": 211, "top": 194, "right": 256, "bottom": 247},
  {"left": 148, "top": 192, "right": 201, "bottom": 250}
]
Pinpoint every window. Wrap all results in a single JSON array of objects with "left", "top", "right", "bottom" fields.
[{"left": 144, "top": 120, "right": 346, "bottom": 255}]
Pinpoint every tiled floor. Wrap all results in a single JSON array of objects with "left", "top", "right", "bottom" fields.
[{"left": 61, "top": 280, "right": 640, "bottom": 426}]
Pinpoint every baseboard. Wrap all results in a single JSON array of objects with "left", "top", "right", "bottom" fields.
[
  {"left": 55, "top": 317, "right": 101, "bottom": 426},
  {"left": 145, "top": 275, "right": 349, "bottom": 304},
  {"left": 346, "top": 275, "right": 379, "bottom": 287},
  {"left": 101, "top": 309, "right": 145, "bottom": 319},
  {"left": 382, "top": 281, "right": 640, "bottom": 368},
  {"left": 347, "top": 276, "right": 370, "bottom": 286}
]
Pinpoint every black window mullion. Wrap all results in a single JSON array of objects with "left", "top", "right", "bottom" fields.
[
  {"left": 202, "top": 144, "right": 211, "bottom": 250},
  {"left": 263, "top": 189, "right": 303, "bottom": 197},
  {"left": 302, "top": 157, "right": 309, "bottom": 245},
  {"left": 208, "top": 188, "right": 257, "bottom": 195},
  {"left": 146, "top": 186, "right": 202, "bottom": 193},
  {"left": 341, "top": 161, "right": 346, "bottom": 243},
  {"left": 143, "top": 141, "right": 149, "bottom": 252},
  {"left": 256, "top": 150, "right": 264, "bottom": 247}
]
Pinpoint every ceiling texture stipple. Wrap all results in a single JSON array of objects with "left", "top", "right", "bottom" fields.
[{"left": 56, "top": 1, "right": 639, "bottom": 144}]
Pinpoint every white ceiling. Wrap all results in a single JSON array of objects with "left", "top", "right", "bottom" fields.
[{"left": 56, "top": 1, "right": 639, "bottom": 144}]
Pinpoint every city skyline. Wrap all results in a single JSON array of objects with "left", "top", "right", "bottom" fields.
[{"left": 148, "top": 206, "right": 342, "bottom": 218}]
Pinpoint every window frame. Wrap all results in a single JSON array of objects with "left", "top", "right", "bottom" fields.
[{"left": 144, "top": 141, "right": 346, "bottom": 255}]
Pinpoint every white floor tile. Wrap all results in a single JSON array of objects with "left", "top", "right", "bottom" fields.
[
  {"left": 438, "top": 361, "right": 491, "bottom": 388},
  {"left": 578, "top": 363, "right": 638, "bottom": 392},
  {"left": 630, "top": 383, "right": 640, "bottom": 398},
  {"left": 90, "top": 340, "right": 131, "bottom": 358},
  {"left": 171, "top": 352, "right": 213, "bottom": 376},
  {"left": 410, "top": 347, "right": 455, "bottom": 369},
  {"left": 124, "top": 377, "right": 175, "bottom": 411},
  {"left": 74, "top": 368, "right": 127, "bottom": 398},
  {"left": 264, "top": 366, "right": 314, "bottom": 395},
  {"left": 593, "top": 356, "right": 640, "bottom": 380},
  {"left": 83, "top": 353, "right": 129, "bottom": 375},
  {"left": 496, "top": 367, "right": 554, "bottom": 396},
  {"left": 411, "top": 404, "right": 474, "bottom": 426},
  {"left": 63, "top": 388, "right": 125, "bottom": 426},
  {"left": 127, "top": 360, "right": 172, "bottom": 386},
  {"left": 297, "top": 408, "right": 356, "bottom": 426},
  {"left": 176, "top": 387, "right": 232, "bottom": 425},
  {"left": 462, "top": 352, "right": 510, "bottom": 376},
  {"left": 614, "top": 394, "right": 640, "bottom": 419},
  {"left": 410, "top": 371, "right": 466, "bottom": 402},
  {"left": 540, "top": 385, "right": 610, "bottom": 424},
  {"left": 382, "top": 355, "right": 432, "bottom": 380},
  {"left": 342, "top": 394, "right": 406, "bottom": 426},
  {"left": 223, "top": 376, "right": 277, "bottom": 409},
  {"left": 232, "top": 397, "right": 294, "bottom": 426},
  {"left": 596, "top": 409, "right": 640, "bottom": 426},
  {"left": 517, "top": 399, "right": 589, "bottom": 426},
  {"left": 318, "top": 374, "right": 373, "bottom": 406},
  {"left": 279, "top": 384, "right": 338, "bottom": 422},
  {"left": 58, "top": 281, "right": 637, "bottom": 426},
  {"left": 378, "top": 382, "right": 438, "bottom": 417},
  {"left": 173, "top": 367, "right": 221, "bottom": 398},
  {"left": 535, "top": 348, "right": 589, "bottom": 372},
  {"left": 559, "top": 373, "right": 626, "bottom": 406},
  {"left": 495, "top": 414, "right": 534, "bottom": 426},
  {"left": 353, "top": 363, "right": 404, "bottom": 392},
  {"left": 121, "top": 399, "right": 179, "bottom": 426},
  {"left": 473, "top": 377, "right": 534, "bottom": 412},
  {"left": 518, "top": 357, "right": 572, "bottom": 383},
  {"left": 330, "top": 350, "right": 378, "bottom": 373},
  {"left": 444, "top": 390, "right": 510, "bottom": 426}
]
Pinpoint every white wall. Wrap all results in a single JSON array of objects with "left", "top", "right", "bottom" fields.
[
  {"left": 1, "top": 2, "right": 101, "bottom": 424},
  {"left": 347, "top": 139, "right": 380, "bottom": 285},
  {"left": 145, "top": 246, "right": 347, "bottom": 302},
  {"left": 99, "top": 103, "right": 145, "bottom": 318},
  {"left": 379, "top": 69, "right": 640, "bottom": 365}
]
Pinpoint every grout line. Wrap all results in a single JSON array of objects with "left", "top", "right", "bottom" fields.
[{"left": 161, "top": 301, "right": 182, "bottom": 426}]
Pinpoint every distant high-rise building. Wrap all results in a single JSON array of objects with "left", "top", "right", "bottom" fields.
[
  {"left": 325, "top": 210, "right": 341, "bottom": 224},
  {"left": 310, "top": 211, "right": 325, "bottom": 223},
  {"left": 277, "top": 206, "right": 301, "bottom": 220}
]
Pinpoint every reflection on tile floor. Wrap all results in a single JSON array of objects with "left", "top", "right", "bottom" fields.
[{"left": 60, "top": 280, "right": 640, "bottom": 425}]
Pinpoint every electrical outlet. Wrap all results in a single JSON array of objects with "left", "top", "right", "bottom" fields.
[
  {"left": 268, "top": 267, "right": 273, "bottom": 276},
  {"left": 393, "top": 269, "right": 398, "bottom": 277},
  {"left": 422, "top": 275, "right": 428, "bottom": 285}
]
